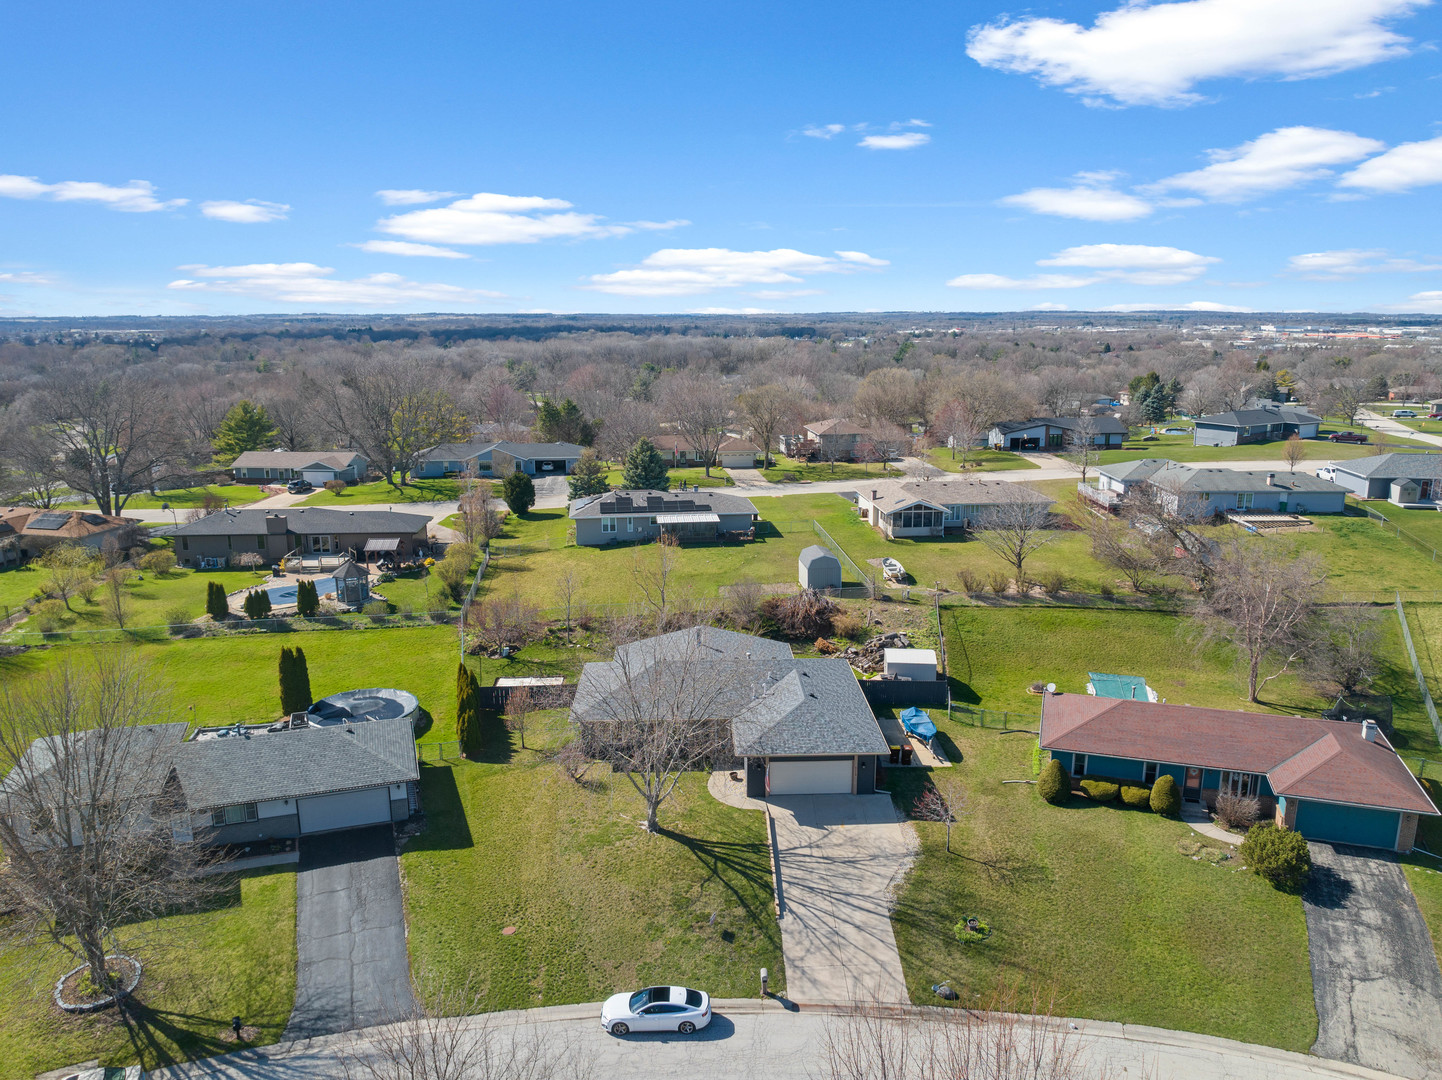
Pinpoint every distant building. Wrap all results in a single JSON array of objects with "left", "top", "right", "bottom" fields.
[
  {"left": 855, "top": 478, "right": 1050, "bottom": 538},
  {"left": 988, "top": 416, "right": 1127, "bottom": 452},
  {"left": 0, "top": 507, "right": 135, "bottom": 564},
  {"left": 230, "top": 451, "right": 368, "bottom": 485},
  {"left": 568, "top": 489, "right": 758, "bottom": 546},
  {"left": 780, "top": 418, "right": 872, "bottom": 461},
  {"left": 1329, "top": 452, "right": 1442, "bottom": 507},
  {"left": 488, "top": 442, "right": 586, "bottom": 477},
  {"left": 1094, "top": 460, "right": 1346, "bottom": 514},
  {"left": 412, "top": 441, "right": 496, "bottom": 479},
  {"left": 1190, "top": 402, "right": 1321, "bottom": 447}
]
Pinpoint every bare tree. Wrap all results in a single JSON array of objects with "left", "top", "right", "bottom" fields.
[
  {"left": 0, "top": 654, "right": 223, "bottom": 996},
  {"left": 262, "top": 392, "right": 322, "bottom": 452},
  {"left": 592, "top": 397, "right": 657, "bottom": 463},
  {"left": 1119, "top": 481, "right": 1215, "bottom": 587},
  {"left": 1304, "top": 604, "right": 1384, "bottom": 697},
  {"left": 633, "top": 532, "right": 680, "bottom": 631},
  {"left": 553, "top": 739, "right": 592, "bottom": 784},
  {"left": 555, "top": 565, "right": 581, "bottom": 643},
  {"left": 1281, "top": 433, "right": 1307, "bottom": 473},
  {"left": 1197, "top": 540, "right": 1326, "bottom": 702},
  {"left": 736, "top": 384, "right": 799, "bottom": 469},
  {"left": 1063, "top": 415, "right": 1103, "bottom": 487},
  {"left": 660, "top": 374, "right": 731, "bottom": 476},
  {"left": 1333, "top": 383, "right": 1363, "bottom": 426},
  {"left": 973, "top": 488, "right": 1056, "bottom": 589},
  {"left": 912, "top": 779, "right": 966, "bottom": 853},
  {"left": 504, "top": 684, "right": 534, "bottom": 751},
  {"left": 933, "top": 398, "right": 988, "bottom": 467},
  {"left": 1083, "top": 513, "right": 1162, "bottom": 593},
  {"left": 100, "top": 567, "right": 132, "bottom": 629},
  {"left": 466, "top": 593, "right": 542, "bottom": 658},
  {"left": 39, "top": 544, "right": 100, "bottom": 612},
  {"left": 458, "top": 470, "right": 505, "bottom": 546}
]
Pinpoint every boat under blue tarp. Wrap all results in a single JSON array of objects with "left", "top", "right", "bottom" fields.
[{"left": 899, "top": 707, "right": 937, "bottom": 739}]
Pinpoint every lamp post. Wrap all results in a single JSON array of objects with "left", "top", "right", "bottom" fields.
[{"left": 162, "top": 502, "right": 177, "bottom": 528}]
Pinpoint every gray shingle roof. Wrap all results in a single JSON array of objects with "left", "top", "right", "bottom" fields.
[
  {"left": 420, "top": 441, "right": 496, "bottom": 461},
  {"left": 799, "top": 544, "right": 840, "bottom": 567},
  {"left": 860, "top": 478, "right": 1048, "bottom": 512},
  {"left": 491, "top": 441, "right": 586, "bottom": 458},
  {"left": 568, "top": 489, "right": 758, "bottom": 519},
  {"left": 1193, "top": 404, "right": 1321, "bottom": 428},
  {"left": 169, "top": 507, "right": 431, "bottom": 537},
  {"left": 731, "top": 660, "right": 890, "bottom": 757},
  {"left": 174, "top": 717, "right": 419, "bottom": 809},
  {"left": 993, "top": 416, "right": 1129, "bottom": 436},
  {"left": 231, "top": 451, "right": 364, "bottom": 470},
  {"left": 1097, "top": 458, "right": 1170, "bottom": 483},
  {"left": 1151, "top": 463, "right": 1346, "bottom": 494},
  {"left": 1332, "top": 452, "right": 1442, "bottom": 480}
]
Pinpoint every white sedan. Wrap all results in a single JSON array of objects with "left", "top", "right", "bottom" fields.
[{"left": 600, "top": 985, "right": 712, "bottom": 1035}]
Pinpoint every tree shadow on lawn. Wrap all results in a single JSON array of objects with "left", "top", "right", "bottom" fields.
[
  {"left": 406, "top": 765, "right": 475, "bottom": 852},
  {"left": 656, "top": 826, "right": 783, "bottom": 951},
  {"left": 114, "top": 997, "right": 291, "bottom": 1070}
]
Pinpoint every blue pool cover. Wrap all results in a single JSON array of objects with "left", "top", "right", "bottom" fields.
[
  {"left": 899, "top": 707, "right": 937, "bottom": 739},
  {"left": 264, "top": 576, "right": 338, "bottom": 604}
]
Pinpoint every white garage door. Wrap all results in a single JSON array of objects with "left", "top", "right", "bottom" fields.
[
  {"left": 302, "top": 469, "right": 333, "bottom": 485},
  {"left": 298, "top": 787, "right": 391, "bottom": 834},
  {"left": 768, "top": 758, "right": 853, "bottom": 795}
]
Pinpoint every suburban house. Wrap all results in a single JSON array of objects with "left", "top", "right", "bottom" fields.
[
  {"left": 988, "top": 416, "right": 1128, "bottom": 451},
  {"left": 0, "top": 717, "right": 419, "bottom": 851},
  {"left": 412, "top": 441, "right": 496, "bottom": 478},
  {"left": 570, "top": 627, "right": 890, "bottom": 797},
  {"left": 488, "top": 442, "right": 585, "bottom": 477},
  {"left": 1328, "top": 453, "right": 1442, "bottom": 506},
  {"left": 230, "top": 450, "right": 368, "bottom": 485},
  {"left": 855, "top": 478, "right": 1050, "bottom": 538},
  {"left": 781, "top": 418, "right": 872, "bottom": 461},
  {"left": 1092, "top": 460, "right": 1347, "bottom": 514},
  {"left": 0, "top": 507, "right": 135, "bottom": 564},
  {"left": 168, "top": 507, "right": 430, "bottom": 568},
  {"left": 1190, "top": 402, "right": 1321, "bottom": 447},
  {"left": 649, "top": 435, "right": 760, "bottom": 469},
  {"left": 798, "top": 544, "right": 843, "bottom": 590},
  {"left": 1040, "top": 693, "right": 1438, "bottom": 851},
  {"left": 568, "top": 489, "right": 759, "bottom": 546}
]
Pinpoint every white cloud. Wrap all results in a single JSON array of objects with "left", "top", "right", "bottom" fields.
[
  {"left": 0, "top": 174, "right": 185, "bottom": 212},
  {"left": 1030, "top": 302, "right": 1071, "bottom": 311},
  {"left": 377, "top": 192, "right": 682, "bottom": 246},
  {"left": 376, "top": 189, "right": 461, "bottom": 205},
  {"left": 0, "top": 271, "right": 51, "bottom": 284},
  {"left": 168, "top": 263, "right": 503, "bottom": 306},
  {"left": 803, "top": 124, "right": 846, "bottom": 139},
  {"left": 1339, "top": 134, "right": 1442, "bottom": 192},
  {"left": 1285, "top": 249, "right": 1442, "bottom": 277},
  {"left": 1396, "top": 291, "right": 1442, "bottom": 312},
  {"left": 1146, "top": 126, "right": 1385, "bottom": 200},
  {"left": 1038, "top": 243, "right": 1220, "bottom": 283},
  {"left": 859, "top": 132, "right": 931, "bottom": 150},
  {"left": 999, "top": 182, "right": 1153, "bottom": 221},
  {"left": 200, "top": 199, "right": 290, "bottom": 223},
  {"left": 582, "top": 248, "right": 886, "bottom": 297},
  {"left": 966, "top": 0, "right": 1425, "bottom": 107},
  {"left": 628, "top": 219, "right": 692, "bottom": 231},
  {"left": 946, "top": 273, "right": 1100, "bottom": 290},
  {"left": 352, "top": 240, "right": 470, "bottom": 259}
]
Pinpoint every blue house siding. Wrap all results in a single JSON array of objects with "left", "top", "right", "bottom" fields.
[
  {"left": 1193, "top": 423, "right": 1239, "bottom": 447},
  {"left": 1293, "top": 801, "right": 1400, "bottom": 849}
]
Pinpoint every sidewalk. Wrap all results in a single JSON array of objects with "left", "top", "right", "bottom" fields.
[{"left": 1357, "top": 409, "right": 1442, "bottom": 448}]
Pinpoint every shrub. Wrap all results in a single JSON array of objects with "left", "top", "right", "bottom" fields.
[
  {"left": 1150, "top": 773, "right": 1181, "bottom": 816},
  {"left": 1040, "top": 570, "right": 1069, "bottom": 596},
  {"left": 139, "top": 550, "right": 177, "bottom": 575},
  {"left": 32, "top": 599, "right": 66, "bottom": 634},
  {"left": 426, "top": 595, "right": 451, "bottom": 622},
  {"left": 830, "top": 612, "right": 864, "bottom": 639},
  {"left": 958, "top": 568, "right": 981, "bottom": 594},
  {"left": 1037, "top": 759, "right": 1069, "bottom": 805},
  {"left": 988, "top": 571, "right": 1010, "bottom": 594},
  {"left": 164, "top": 604, "right": 192, "bottom": 634},
  {"left": 500, "top": 471, "right": 536, "bottom": 514},
  {"left": 324, "top": 479, "right": 347, "bottom": 495},
  {"left": 1120, "top": 783, "right": 1152, "bottom": 808},
  {"left": 363, "top": 599, "right": 390, "bottom": 619},
  {"left": 1080, "top": 779, "right": 1119, "bottom": 802},
  {"left": 1240, "top": 822, "right": 1312, "bottom": 891},
  {"left": 1098, "top": 582, "right": 1116, "bottom": 599},
  {"left": 1215, "top": 793, "right": 1260, "bottom": 832},
  {"left": 206, "top": 580, "right": 229, "bottom": 621},
  {"left": 759, "top": 589, "right": 839, "bottom": 639},
  {"left": 241, "top": 589, "right": 272, "bottom": 620},
  {"left": 953, "top": 918, "right": 991, "bottom": 943},
  {"left": 293, "top": 578, "right": 318, "bottom": 617},
  {"left": 278, "top": 645, "right": 312, "bottom": 715}
]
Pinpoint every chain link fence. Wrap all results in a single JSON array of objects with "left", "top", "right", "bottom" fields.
[{"left": 1395, "top": 591, "right": 1442, "bottom": 748}]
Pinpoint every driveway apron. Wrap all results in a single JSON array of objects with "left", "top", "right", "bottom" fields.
[
  {"left": 767, "top": 794, "right": 916, "bottom": 1004},
  {"left": 284, "top": 825, "right": 413, "bottom": 1039},
  {"left": 1303, "top": 842, "right": 1442, "bottom": 1080}
]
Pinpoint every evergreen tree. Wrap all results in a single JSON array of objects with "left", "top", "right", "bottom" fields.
[
  {"left": 535, "top": 398, "right": 595, "bottom": 445},
  {"left": 1128, "top": 371, "right": 1160, "bottom": 398},
  {"left": 278, "top": 645, "right": 313, "bottom": 715},
  {"left": 206, "top": 579, "right": 229, "bottom": 621},
  {"left": 620, "top": 438, "right": 670, "bottom": 491},
  {"left": 242, "top": 589, "right": 272, "bottom": 619},
  {"left": 212, "top": 400, "right": 278, "bottom": 465},
  {"left": 295, "top": 578, "right": 319, "bottom": 617},
  {"left": 500, "top": 470, "right": 536, "bottom": 514},
  {"left": 567, "top": 449, "right": 611, "bottom": 499},
  {"left": 1138, "top": 387, "right": 1168, "bottom": 424},
  {"left": 456, "top": 663, "right": 480, "bottom": 757}
]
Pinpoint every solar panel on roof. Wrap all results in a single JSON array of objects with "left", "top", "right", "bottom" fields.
[
  {"left": 81, "top": 514, "right": 107, "bottom": 526},
  {"left": 28, "top": 512, "right": 70, "bottom": 531}
]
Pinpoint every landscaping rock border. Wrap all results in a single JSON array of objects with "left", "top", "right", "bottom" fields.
[{"left": 54, "top": 955, "right": 141, "bottom": 1013}]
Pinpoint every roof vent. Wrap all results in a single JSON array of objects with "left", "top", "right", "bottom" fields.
[{"left": 1362, "top": 719, "right": 1379, "bottom": 742}]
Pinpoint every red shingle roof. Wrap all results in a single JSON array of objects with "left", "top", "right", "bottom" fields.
[{"left": 1041, "top": 694, "right": 1437, "bottom": 816}]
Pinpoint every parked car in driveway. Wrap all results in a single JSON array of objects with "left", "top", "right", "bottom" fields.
[
  {"left": 286, "top": 479, "right": 314, "bottom": 493},
  {"left": 1328, "top": 431, "right": 1368, "bottom": 443},
  {"left": 1392, "top": 409, "right": 1418, "bottom": 418},
  {"left": 1316, "top": 465, "right": 1337, "bottom": 481},
  {"left": 601, "top": 986, "right": 711, "bottom": 1035}
]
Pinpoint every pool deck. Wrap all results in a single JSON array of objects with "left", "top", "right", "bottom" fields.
[{"left": 225, "top": 570, "right": 349, "bottom": 614}]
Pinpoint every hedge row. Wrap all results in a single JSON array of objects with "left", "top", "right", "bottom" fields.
[{"left": 1045, "top": 767, "right": 1179, "bottom": 816}]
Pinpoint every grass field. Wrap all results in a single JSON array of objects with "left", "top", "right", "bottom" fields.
[
  {"left": 120, "top": 485, "right": 262, "bottom": 512},
  {"left": 5, "top": 566, "right": 267, "bottom": 634},
  {"left": 1093, "top": 429, "right": 1428, "bottom": 466},
  {"left": 888, "top": 726, "right": 1317, "bottom": 1050},
  {"left": 603, "top": 465, "right": 732, "bottom": 489},
  {"left": 0, "top": 867, "right": 296, "bottom": 1075},
  {"left": 1402, "top": 780, "right": 1442, "bottom": 968},
  {"left": 923, "top": 448, "right": 1038, "bottom": 474},
  {"left": 759, "top": 455, "right": 902, "bottom": 483},
  {"left": 401, "top": 710, "right": 785, "bottom": 1010},
  {"left": 300, "top": 475, "right": 461, "bottom": 505}
]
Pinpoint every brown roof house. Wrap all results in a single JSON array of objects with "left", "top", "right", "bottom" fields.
[
  {"left": 168, "top": 507, "right": 430, "bottom": 569},
  {"left": 0, "top": 507, "right": 136, "bottom": 566},
  {"left": 1040, "top": 693, "right": 1438, "bottom": 852}
]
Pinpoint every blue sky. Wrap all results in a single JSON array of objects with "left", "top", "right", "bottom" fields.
[{"left": 2, "top": 0, "right": 1441, "bottom": 316}]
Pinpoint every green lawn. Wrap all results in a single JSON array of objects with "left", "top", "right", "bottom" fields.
[
  {"left": 401, "top": 709, "right": 785, "bottom": 1010},
  {"left": 888, "top": 726, "right": 1316, "bottom": 1050},
  {"left": 603, "top": 465, "right": 733, "bottom": 489},
  {"left": 1402, "top": 779, "right": 1442, "bottom": 969},
  {"left": 1290, "top": 514, "right": 1442, "bottom": 595},
  {"left": 0, "top": 564, "right": 47, "bottom": 618},
  {"left": 1094, "top": 428, "right": 1429, "bottom": 465},
  {"left": 120, "top": 485, "right": 262, "bottom": 512},
  {"left": 300, "top": 475, "right": 461, "bottom": 505},
  {"left": 923, "top": 448, "right": 1038, "bottom": 473},
  {"left": 1352, "top": 502, "right": 1442, "bottom": 559},
  {"left": 8, "top": 566, "right": 267, "bottom": 635},
  {"left": 759, "top": 455, "right": 902, "bottom": 483},
  {"left": 0, "top": 867, "right": 296, "bottom": 1075}
]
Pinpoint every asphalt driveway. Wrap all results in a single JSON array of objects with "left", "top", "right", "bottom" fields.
[
  {"left": 283, "top": 825, "right": 413, "bottom": 1040},
  {"left": 1303, "top": 842, "right": 1442, "bottom": 1080},
  {"left": 767, "top": 794, "right": 917, "bottom": 1004}
]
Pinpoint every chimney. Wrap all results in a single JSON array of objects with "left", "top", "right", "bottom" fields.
[
  {"left": 872, "top": 489, "right": 878, "bottom": 501},
  {"left": 1266, "top": 472, "right": 1276, "bottom": 486},
  {"left": 1362, "top": 719, "right": 1379, "bottom": 742}
]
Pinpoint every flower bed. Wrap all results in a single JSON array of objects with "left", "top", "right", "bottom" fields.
[{"left": 54, "top": 954, "right": 142, "bottom": 1013}]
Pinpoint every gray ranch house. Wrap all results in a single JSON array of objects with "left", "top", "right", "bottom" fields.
[
  {"left": 413, "top": 441, "right": 497, "bottom": 479},
  {"left": 169, "top": 507, "right": 430, "bottom": 568},
  {"left": 1328, "top": 453, "right": 1442, "bottom": 506},
  {"left": 988, "top": 416, "right": 1128, "bottom": 451},
  {"left": 489, "top": 441, "right": 586, "bottom": 477},
  {"left": 1190, "top": 402, "right": 1321, "bottom": 447},
  {"left": 569, "top": 489, "right": 759, "bottom": 546},
  {"left": 230, "top": 450, "right": 368, "bottom": 485},
  {"left": 570, "top": 627, "right": 889, "bottom": 797},
  {"left": 855, "top": 478, "right": 1050, "bottom": 538},
  {"left": 1094, "top": 460, "right": 1347, "bottom": 514}
]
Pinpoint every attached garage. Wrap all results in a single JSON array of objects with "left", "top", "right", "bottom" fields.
[
  {"left": 299, "top": 786, "right": 392, "bottom": 834},
  {"left": 767, "top": 757, "right": 854, "bottom": 795},
  {"left": 1293, "top": 800, "right": 1401, "bottom": 850},
  {"left": 302, "top": 469, "right": 337, "bottom": 485}
]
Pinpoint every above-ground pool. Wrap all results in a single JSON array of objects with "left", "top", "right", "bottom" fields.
[
  {"left": 308, "top": 687, "right": 421, "bottom": 726},
  {"left": 265, "top": 576, "right": 338, "bottom": 605}
]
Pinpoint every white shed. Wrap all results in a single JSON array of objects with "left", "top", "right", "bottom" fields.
[{"left": 883, "top": 648, "right": 938, "bottom": 681}]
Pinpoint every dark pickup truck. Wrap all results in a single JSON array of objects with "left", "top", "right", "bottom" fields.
[{"left": 1328, "top": 431, "right": 1369, "bottom": 444}]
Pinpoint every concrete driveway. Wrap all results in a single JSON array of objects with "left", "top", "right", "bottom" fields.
[
  {"left": 767, "top": 794, "right": 917, "bottom": 1004},
  {"left": 1303, "top": 842, "right": 1442, "bottom": 1079},
  {"left": 283, "top": 825, "right": 413, "bottom": 1040},
  {"left": 530, "top": 474, "right": 570, "bottom": 509}
]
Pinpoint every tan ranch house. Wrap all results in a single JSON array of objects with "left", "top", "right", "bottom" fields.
[{"left": 169, "top": 507, "right": 430, "bottom": 568}]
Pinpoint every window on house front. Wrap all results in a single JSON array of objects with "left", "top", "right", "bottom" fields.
[
  {"left": 181, "top": 538, "right": 189, "bottom": 551},
  {"left": 211, "top": 803, "right": 259, "bottom": 827},
  {"left": 601, "top": 517, "right": 616, "bottom": 533},
  {"left": 1143, "top": 762, "right": 1158, "bottom": 785},
  {"left": 1219, "top": 771, "right": 1260, "bottom": 797},
  {"left": 256, "top": 536, "right": 266, "bottom": 550},
  {"left": 626, "top": 517, "right": 635, "bottom": 532},
  {"left": 1236, "top": 493, "right": 1254, "bottom": 510},
  {"left": 1072, "top": 753, "right": 1087, "bottom": 778}
]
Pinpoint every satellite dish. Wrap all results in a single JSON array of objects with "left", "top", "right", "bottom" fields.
[{"left": 1046, "top": 683, "right": 1057, "bottom": 694}]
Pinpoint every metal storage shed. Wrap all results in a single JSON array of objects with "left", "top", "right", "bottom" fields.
[{"left": 799, "top": 544, "right": 842, "bottom": 590}]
